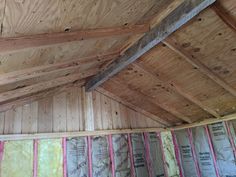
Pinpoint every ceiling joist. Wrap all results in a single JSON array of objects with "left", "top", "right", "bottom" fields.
[
  {"left": 134, "top": 63, "right": 221, "bottom": 118},
  {"left": 85, "top": 0, "right": 216, "bottom": 92},
  {"left": 111, "top": 77, "right": 192, "bottom": 123},
  {"left": 0, "top": 52, "right": 119, "bottom": 87},
  {"left": 0, "top": 24, "right": 149, "bottom": 53},
  {"left": 211, "top": 1, "right": 236, "bottom": 31},
  {"left": 163, "top": 38, "right": 236, "bottom": 97},
  {"left": 0, "top": 69, "right": 98, "bottom": 104}
]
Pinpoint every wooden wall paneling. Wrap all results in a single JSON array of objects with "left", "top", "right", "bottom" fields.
[
  {"left": 128, "top": 108, "right": 138, "bottom": 129},
  {"left": 96, "top": 87, "right": 171, "bottom": 126},
  {"left": 82, "top": 87, "right": 94, "bottom": 131},
  {"left": 119, "top": 104, "right": 131, "bottom": 129},
  {"left": 4, "top": 107, "right": 22, "bottom": 134},
  {"left": 66, "top": 87, "right": 80, "bottom": 132},
  {"left": 53, "top": 92, "right": 67, "bottom": 132},
  {"left": 111, "top": 99, "right": 122, "bottom": 129},
  {"left": 38, "top": 97, "right": 53, "bottom": 133},
  {"left": 92, "top": 91, "right": 103, "bottom": 130},
  {"left": 101, "top": 80, "right": 178, "bottom": 125},
  {"left": 100, "top": 94, "right": 112, "bottom": 129},
  {"left": 0, "top": 112, "right": 4, "bottom": 134},
  {"left": 22, "top": 102, "right": 38, "bottom": 133},
  {"left": 78, "top": 87, "right": 85, "bottom": 131},
  {"left": 0, "top": 0, "right": 5, "bottom": 35}
]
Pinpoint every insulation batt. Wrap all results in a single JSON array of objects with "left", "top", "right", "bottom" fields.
[
  {"left": 66, "top": 137, "right": 89, "bottom": 177},
  {"left": 130, "top": 133, "right": 149, "bottom": 177},
  {"left": 147, "top": 132, "right": 165, "bottom": 177},
  {"left": 92, "top": 136, "right": 112, "bottom": 177},
  {"left": 208, "top": 122, "right": 236, "bottom": 177},
  {"left": 161, "top": 131, "right": 180, "bottom": 177},
  {"left": 1, "top": 140, "right": 33, "bottom": 177},
  {"left": 112, "top": 134, "right": 131, "bottom": 177},
  {"left": 192, "top": 126, "right": 217, "bottom": 177},
  {"left": 174, "top": 129, "right": 198, "bottom": 177},
  {"left": 37, "top": 139, "right": 63, "bottom": 177}
]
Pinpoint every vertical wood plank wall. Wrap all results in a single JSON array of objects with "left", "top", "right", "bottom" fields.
[{"left": 0, "top": 86, "right": 164, "bottom": 135}]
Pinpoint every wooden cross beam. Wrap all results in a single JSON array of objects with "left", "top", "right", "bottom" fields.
[{"left": 85, "top": 0, "right": 216, "bottom": 91}]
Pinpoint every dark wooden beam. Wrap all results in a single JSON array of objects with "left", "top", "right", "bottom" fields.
[
  {"left": 85, "top": 0, "right": 216, "bottom": 91},
  {"left": 0, "top": 24, "right": 148, "bottom": 53}
]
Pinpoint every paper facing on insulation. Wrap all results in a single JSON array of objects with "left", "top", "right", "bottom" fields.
[
  {"left": 228, "top": 120, "right": 236, "bottom": 147},
  {"left": 208, "top": 122, "right": 236, "bottom": 177},
  {"left": 37, "top": 139, "right": 63, "bottom": 177},
  {"left": 66, "top": 137, "right": 89, "bottom": 177},
  {"left": 147, "top": 132, "right": 165, "bottom": 177},
  {"left": 92, "top": 136, "right": 112, "bottom": 177},
  {"left": 130, "top": 133, "right": 149, "bottom": 177},
  {"left": 160, "top": 131, "right": 180, "bottom": 177},
  {"left": 112, "top": 134, "right": 131, "bottom": 177},
  {"left": 192, "top": 126, "right": 217, "bottom": 177},
  {"left": 174, "top": 129, "right": 198, "bottom": 177},
  {"left": 1, "top": 140, "right": 33, "bottom": 177}
]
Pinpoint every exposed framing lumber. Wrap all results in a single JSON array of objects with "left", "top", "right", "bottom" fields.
[
  {"left": 85, "top": 0, "right": 216, "bottom": 91},
  {"left": 0, "top": 51, "right": 119, "bottom": 87},
  {"left": 0, "top": 69, "right": 98, "bottom": 104},
  {"left": 0, "top": 24, "right": 149, "bottom": 53},
  {"left": 134, "top": 63, "right": 221, "bottom": 118},
  {"left": 96, "top": 87, "right": 172, "bottom": 127},
  {"left": 111, "top": 77, "right": 193, "bottom": 123},
  {"left": 163, "top": 38, "right": 236, "bottom": 97},
  {"left": 211, "top": 1, "right": 236, "bottom": 31},
  {"left": 119, "top": 0, "right": 184, "bottom": 54},
  {"left": 172, "top": 113, "right": 236, "bottom": 130},
  {"left": 0, "top": 113, "right": 235, "bottom": 141}
]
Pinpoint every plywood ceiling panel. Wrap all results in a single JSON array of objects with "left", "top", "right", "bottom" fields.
[
  {"left": 0, "top": 35, "right": 129, "bottom": 74},
  {"left": 1, "top": 0, "right": 159, "bottom": 37}
]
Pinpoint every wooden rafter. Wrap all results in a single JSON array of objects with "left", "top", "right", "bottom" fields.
[
  {"left": 134, "top": 63, "right": 221, "bottom": 118},
  {"left": 0, "top": 69, "right": 98, "bottom": 104},
  {"left": 0, "top": 52, "right": 119, "bottom": 88},
  {"left": 1, "top": 112, "right": 235, "bottom": 141},
  {"left": 0, "top": 24, "right": 148, "bottom": 53},
  {"left": 163, "top": 38, "right": 236, "bottom": 97},
  {"left": 96, "top": 87, "right": 172, "bottom": 126},
  {"left": 85, "top": 0, "right": 216, "bottom": 91},
  {"left": 211, "top": 1, "right": 236, "bottom": 31},
  {"left": 111, "top": 77, "right": 192, "bottom": 123}
]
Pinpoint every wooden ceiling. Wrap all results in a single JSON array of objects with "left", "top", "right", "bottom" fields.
[{"left": 0, "top": 0, "right": 235, "bottom": 127}]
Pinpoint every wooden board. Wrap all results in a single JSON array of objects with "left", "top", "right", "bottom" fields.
[{"left": 0, "top": 86, "right": 165, "bottom": 135}]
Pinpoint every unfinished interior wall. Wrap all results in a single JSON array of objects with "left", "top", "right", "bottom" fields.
[
  {"left": 0, "top": 86, "right": 164, "bottom": 135},
  {"left": 1, "top": 119, "right": 236, "bottom": 177}
]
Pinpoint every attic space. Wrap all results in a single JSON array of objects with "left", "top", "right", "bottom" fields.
[{"left": 0, "top": 0, "right": 235, "bottom": 177}]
